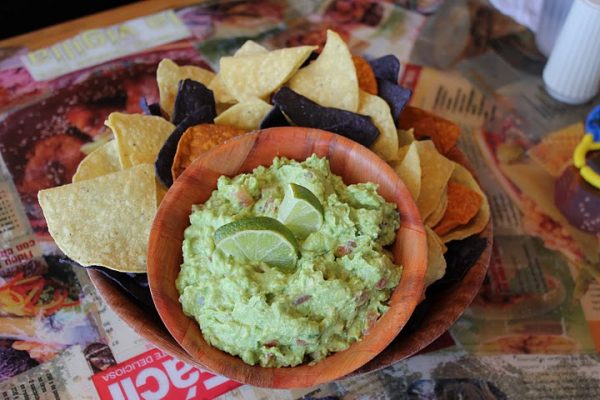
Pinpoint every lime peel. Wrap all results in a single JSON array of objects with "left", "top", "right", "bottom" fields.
[
  {"left": 214, "top": 216, "right": 299, "bottom": 270},
  {"left": 277, "top": 183, "right": 324, "bottom": 239}
]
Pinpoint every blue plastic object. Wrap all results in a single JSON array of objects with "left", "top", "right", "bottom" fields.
[{"left": 585, "top": 105, "right": 600, "bottom": 142}]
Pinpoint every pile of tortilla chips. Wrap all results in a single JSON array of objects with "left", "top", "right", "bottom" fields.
[
  {"left": 38, "top": 30, "right": 490, "bottom": 287},
  {"left": 392, "top": 108, "right": 490, "bottom": 287}
]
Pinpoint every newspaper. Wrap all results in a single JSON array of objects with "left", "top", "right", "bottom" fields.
[{"left": 1, "top": 1, "right": 599, "bottom": 399}]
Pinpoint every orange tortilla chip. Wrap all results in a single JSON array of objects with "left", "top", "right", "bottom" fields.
[
  {"left": 172, "top": 124, "right": 246, "bottom": 181},
  {"left": 398, "top": 106, "right": 460, "bottom": 154},
  {"left": 434, "top": 181, "right": 482, "bottom": 236},
  {"left": 352, "top": 56, "right": 377, "bottom": 95}
]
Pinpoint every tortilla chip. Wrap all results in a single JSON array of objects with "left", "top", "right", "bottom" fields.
[
  {"left": 434, "top": 181, "right": 482, "bottom": 236},
  {"left": 398, "top": 106, "right": 460, "bottom": 154},
  {"left": 172, "top": 124, "right": 247, "bottom": 181},
  {"left": 528, "top": 122, "right": 584, "bottom": 177},
  {"left": 157, "top": 59, "right": 215, "bottom": 118},
  {"left": 208, "top": 74, "right": 237, "bottom": 105},
  {"left": 398, "top": 128, "right": 415, "bottom": 148},
  {"left": 393, "top": 142, "right": 421, "bottom": 200},
  {"left": 415, "top": 140, "right": 455, "bottom": 221},
  {"left": 259, "top": 105, "right": 290, "bottom": 129},
  {"left": 273, "top": 87, "right": 379, "bottom": 147},
  {"left": 440, "top": 163, "right": 490, "bottom": 242},
  {"left": 358, "top": 90, "right": 398, "bottom": 161},
  {"left": 352, "top": 56, "right": 377, "bottom": 95},
  {"left": 171, "top": 79, "right": 216, "bottom": 125},
  {"left": 79, "top": 131, "right": 112, "bottom": 155},
  {"left": 106, "top": 113, "right": 175, "bottom": 169},
  {"left": 38, "top": 164, "right": 157, "bottom": 273},
  {"left": 425, "top": 189, "right": 448, "bottom": 227},
  {"left": 378, "top": 79, "right": 412, "bottom": 123},
  {"left": 368, "top": 55, "right": 400, "bottom": 82},
  {"left": 220, "top": 45, "right": 315, "bottom": 102},
  {"left": 214, "top": 98, "right": 272, "bottom": 131},
  {"left": 289, "top": 30, "right": 358, "bottom": 112},
  {"left": 207, "top": 41, "right": 270, "bottom": 106},
  {"left": 425, "top": 226, "right": 447, "bottom": 287},
  {"left": 234, "top": 40, "right": 268, "bottom": 56},
  {"left": 72, "top": 141, "right": 120, "bottom": 183}
]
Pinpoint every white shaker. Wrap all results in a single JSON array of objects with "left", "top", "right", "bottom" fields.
[
  {"left": 543, "top": 0, "right": 600, "bottom": 105},
  {"left": 535, "top": 0, "right": 574, "bottom": 57}
]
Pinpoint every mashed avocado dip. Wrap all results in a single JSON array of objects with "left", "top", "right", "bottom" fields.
[{"left": 176, "top": 155, "right": 401, "bottom": 367}]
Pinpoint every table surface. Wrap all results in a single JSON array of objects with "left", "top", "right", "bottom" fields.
[{"left": 0, "top": 0, "right": 201, "bottom": 50}]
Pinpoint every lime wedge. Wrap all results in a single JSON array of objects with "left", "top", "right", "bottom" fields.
[
  {"left": 214, "top": 217, "right": 299, "bottom": 270},
  {"left": 277, "top": 183, "right": 324, "bottom": 239}
]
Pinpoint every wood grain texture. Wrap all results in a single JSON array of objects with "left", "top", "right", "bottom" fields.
[
  {"left": 147, "top": 127, "right": 428, "bottom": 388},
  {"left": 88, "top": 133, "right": 493, "bottom": 388}
]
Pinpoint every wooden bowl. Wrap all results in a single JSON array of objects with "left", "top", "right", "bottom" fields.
[
  {"left": 146, "top": 127, "right": 428, "bottom": 388},
  {"left": 87, "top": 136, "right": 492, "bottom": 385}
]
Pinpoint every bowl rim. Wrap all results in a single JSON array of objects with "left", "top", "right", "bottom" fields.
[{"left": 147, "top": 127, "right": 428, "bottom": 388}]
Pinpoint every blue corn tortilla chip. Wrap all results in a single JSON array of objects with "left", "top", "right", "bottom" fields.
[
  {"left": 171, "top": 79, "right": 216, "bottom": 125},
  {"left": 377, "top": 79, "right": 412, "bottom": 123},
  {"left": 368, "top": 55, "right": 400, "bottom": 82},
  {"left": 434, "top": 235, "right": 487, "bottom": 291},
  {"left": 139, "top": 98, "right": 162, "bottom": 116},
  {"left": 155, "top": 110, "right": 213, "bottom": 187},
  {"left": 272, "top": 87, "right": 379, "bottom": 147},
  {"left": 259, "top": 105, "right": 290, "bottom": 129},
  {"left": 89, "top": 266, "right": 156, "bottom": 310},
  {"left": 400, "top": 235, "right": 487, "bottom": 336}
]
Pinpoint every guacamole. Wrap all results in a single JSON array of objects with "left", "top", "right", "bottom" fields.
[{"left": 176, "top": 155, "right": 401, "bottom": 367}]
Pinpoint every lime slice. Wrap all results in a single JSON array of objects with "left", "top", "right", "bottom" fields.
[
  {"left": 214, "top": 217, "right": 299, "bottom": 270},
  {"left": 277, "top": 183, "right": 324, "bottom": 239}
]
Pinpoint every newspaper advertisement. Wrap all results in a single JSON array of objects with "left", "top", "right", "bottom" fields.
[{"left": 1, "top": 1, "right": 600, "bottom": 399}]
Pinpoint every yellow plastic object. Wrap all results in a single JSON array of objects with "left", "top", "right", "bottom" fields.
[{"left": 573, "top": 133, "right": 600, "bottom": 189}]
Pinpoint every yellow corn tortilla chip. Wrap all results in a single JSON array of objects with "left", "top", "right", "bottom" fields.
[
  {"left": 72, "top": 141, "right": 120, "bottom": 183},
  {"left": 208, "top": 41, "right": 269, "bottom": 105},
  {"left": 358, "top": 90, "right": 398, "bottom": 161},
  {"left": 441, "top": 162, "right": 490, "bottom": 242},
  {"left": 416, "top": 140, "right": 454, "bottom": 221},
  {"left": 234, "top": 40, "right": 268, "bottom": 56},
  {"left": 38, "top": 164, "right": 157, "bottom": 273},
  {"left": 398, "top": 128, "right": 415, "bottom": 147},
  {"left": 106, "top": 112, "right": 175, "bottom": 169},
  {"left": 425, "top": 226, "right": 447, "bottom": 288},
  {"left": 157, "top": 59, "right": 215, "bottom": 117},
  {"left": 220, "top": 45, "right": 315, "bottom": 102},
  {"left": 209, "top": 74, "right": 237, "bottom": 105},
  {"left": 393, "top": 142, "right": 421, "bottom": 200},
  {"left": 214, "top": 98, "right": 272, "bottom": 131},
  {"left": 79, "top": 131, "right": 113, "bottom": 155},
  {"left": 425, "top": 189, "right": 448, "bottom": 227},
  {"left": 288, "top": 30, "right": 358, "bottom": 112}
]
